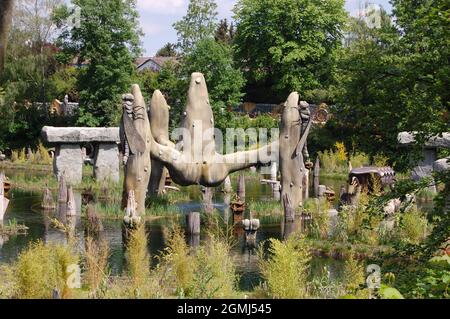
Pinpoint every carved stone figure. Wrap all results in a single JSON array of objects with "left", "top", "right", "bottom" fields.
[
  {"left": 150, "top": 73, "right": 276, "bottom": 187},
  {"left": 279, "top": 92, "right": 312, "bottom": 210},
  {"left": 120, "top": 85, "right": 152, "bottom": 215},
  {"left": 148, "top": 90, "right": 174, "bottom": 196}
]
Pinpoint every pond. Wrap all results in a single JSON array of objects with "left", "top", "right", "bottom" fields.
[{"left": 0, "top": 168, "right": 348, "bottom": 292}]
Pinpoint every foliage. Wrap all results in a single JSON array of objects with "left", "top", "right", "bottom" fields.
[
  {"left": 188, "top": 235, "right": 238, "bottom": 298},
  {"left": 233, "top": 0, "right": 347, "bottom": 102},
  {"left": 215, "top": 18, "right": 235, "bottom": 45},
  {"left": 173, "top": 0, "right": 218, "bottom": 53},
  {"left": 54, "top": 0, "right": 142, "bottom": 127},
  {"left": 10, "top": 241, "right": 79, "bottom": 299},
  {"left": 84, "top": 237, "right": 110, "bottom": 298},
  {"left": 257, "top": 233, "right": 311, "bottom": 298},
  {"left": 156, "top": 42, "right": 178, "bottom": 57},
  {"left": 126, "top": 223, "right": 151, "bottom": 296},
  {"left": 330, "top": 2, "right": 448, "bottom": 164}
]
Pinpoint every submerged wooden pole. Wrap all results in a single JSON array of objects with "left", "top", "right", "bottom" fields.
[
  {"left": 186, "top": 212, "right": 200, "bottom": 235},
  {"left": 313, "top": 157, "right": 320, "bottom": 197},
  {"left": 41, "top": 187, "right": 55, "bottom": 210},
  {"left": 223, "top": 175, "right": 232, "bottom": 193},
  {"left": 0, "top": 173, "right": 9, "bottom": 221}
]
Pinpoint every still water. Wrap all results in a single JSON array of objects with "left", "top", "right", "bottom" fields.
[{"left": 0, "top": 169, "right": 346, "bottom": 291}]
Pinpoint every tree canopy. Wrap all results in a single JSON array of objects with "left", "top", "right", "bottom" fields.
[
  {"left": 54, "top": 0, "right": 142, "bottom": 127},
  {"left": 233, "top": 0, "right": 347, "bottom": 103}
]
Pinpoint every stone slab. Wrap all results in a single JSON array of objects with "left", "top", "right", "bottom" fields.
[
  {"left": 434, "top": 157, "right": 450, "bottom": 172},
  {"left": 42, "top": 126, "right": 120, "bottom": 143},
  {"left": 398, "top": 132, "right": 450, "bottom": 148}
]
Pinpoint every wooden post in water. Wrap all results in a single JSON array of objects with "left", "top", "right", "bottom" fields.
[
  {"left": 41, "top": 187, "right": 55, "bottom": 210},
  {"left": 85, "top": 204, "right": 103, "bottom": 237},
  {"left": 0, "top": 173, "right": 9, "bottom": 221},
  {"left": 282, "top": 193, "right": 295, "bottom": 223},
  {"left": 57, "top": 175, "right": 68, "bottom": 203},
  {"left": 186, "top": 212, "right": 200, "bottom": 235},
  {"left": 223, "top": 175, "right": 232, "bottom": 193},
  {"left": 237, "top": 173, "right": 245, "bottom": 199},
  {"left": 313, "top": 158, "right": 320, "bottom": 197},
  {"left": 66, "top": 185, "right": 76, "bottom": 216}
]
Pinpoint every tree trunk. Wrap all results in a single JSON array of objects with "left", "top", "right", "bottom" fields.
[{"left": 0, "top": 0, "right": 14, "bottom": 71}]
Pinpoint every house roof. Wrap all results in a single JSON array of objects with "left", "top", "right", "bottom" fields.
[{"left": 135, "top": 56, "right": 177, "bottom": 69}]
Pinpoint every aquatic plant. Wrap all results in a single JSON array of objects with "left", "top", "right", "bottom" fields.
[
  {"left": 11, "top": 241, "right": 79, "bottom": 299},
  {"left": 84, "top": 237, "right": 110, "bottom": 298},
  {"left": 257, "top": 233, "right": 311, "bottom": 298},
  {"left": 188, "top": 235, "right": 239, "bottom": 299},
  {"left": 126, "top": 223, "right": 151, "bottom": 297},
  {"left": 156, "top": 225, "right": 195, "bottom": 296},
  {"left": 397, "top": 208, "right": 429, "bottom": 245}
]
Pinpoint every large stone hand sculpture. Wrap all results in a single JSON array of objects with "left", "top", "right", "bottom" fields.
[
  {"left": 150, "top": 72, "right": 277, "bottom": 187},
  {"left": 279, "top": 92, "right": 312, "bottom": 210},
  {"left": 148, "top": 90, "right": 174, "bottom": 195},
  {"left": 120, "top": 85, "right": 152, "bottom": 215}
]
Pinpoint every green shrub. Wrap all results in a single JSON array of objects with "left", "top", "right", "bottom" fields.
[
  {"left": 12, "top": 241, "right": 79, "bottom": 299},
  {"left": 126, "top": 224, "right": 151, "bottom": 296},
  {"left": 188, "top": 235, "right": 238, "bottom": 298},
  {"left": 397, "top": 209, "right": 429, "bottom": 245},
  {"left": 257, "top": 234, "right": 311, "bottom": 298}
]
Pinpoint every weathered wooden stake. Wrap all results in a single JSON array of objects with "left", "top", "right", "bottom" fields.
[
  {"left": 57, "top": 174, "right": 67, "bottom": 203},
  {"left": 186, "top": 212, "right": 200, "bottom": 235},
  {"left": 0, "top": 173, "right": 9, "bottom": 221},
  {"left": 223, "top": 175, "right": 232, "bottom": 193},
  {"left": 41, "top": 187, "right": 55, "bottom": 210},
  {"left": 313, "top": 157, "right": 320, "bottom": 197},
  {"left": 237, "top": 173, "right": 245, "bottom": 199},
  {"left": 283, "top": 193, "right": 295, "bottom": 223},
  {"left": 85, "top": 204, "right": 103, "bottom": 236}
]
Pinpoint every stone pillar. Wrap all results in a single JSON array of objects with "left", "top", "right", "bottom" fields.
[
  {"left": 54, "top": 144, "right": 83, "bottom": 184},
  {"left": 94, "top": 143, "right": 120, "bottom": 182}
]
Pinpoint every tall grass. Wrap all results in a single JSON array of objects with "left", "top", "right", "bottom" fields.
[
  {"left": 188, "top": 235, "right": 238, "bottom": 298},
  {"left": 397, "top": 209, "right": 429, "bottom": 245},
  {"left": 84, "top": 237, "right": 110, "bottom": 298},
  {"left": 9, "top": 241, "right": 79, "bottom": 299},
  {"left": 257, "top": 233, "right": 311, "bottom": 298},
  {"left": 126, "top": 223, "right": 151, "bottom": 297}
]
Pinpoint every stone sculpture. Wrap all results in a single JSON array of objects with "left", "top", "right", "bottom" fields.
[
  {"left": 120, "top": 85, "right": 152, "bottom": 215},
  {"left": 279, "top": 92, "right": 312, "bottom": 211},
  {"left": 150, "top": 73, "right": 276, "bottom": 187},
  {"left": 119, "top": 72, "right": 313, "bottom": 219},
  {"left": 148, "top": 90, "right": 174, "bottom": 196}
]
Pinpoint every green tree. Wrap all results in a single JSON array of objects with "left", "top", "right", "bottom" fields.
[
  {"left": 215, "top": 19, "right": 234, "bottom": 45},
  {"left": 156, "top": 42, "right": 178, "bottom": 57},
  {"left": 330, "top": 1, "right": 448, "bottom": 165},
  {"left": 173, "top": 0, "right": 218, "bottom": 54},
  {"left": 233, "top": 0, "right": 347, "bottom": 102},
  {"left": 54, "top": 0, "right": 142, "bottom": 127},
  {"left": 0, "top": 0, "right": 65, "bottom": 150},
  {"left": 177, "top": 38, "right": 246, "bottom": 132}
]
